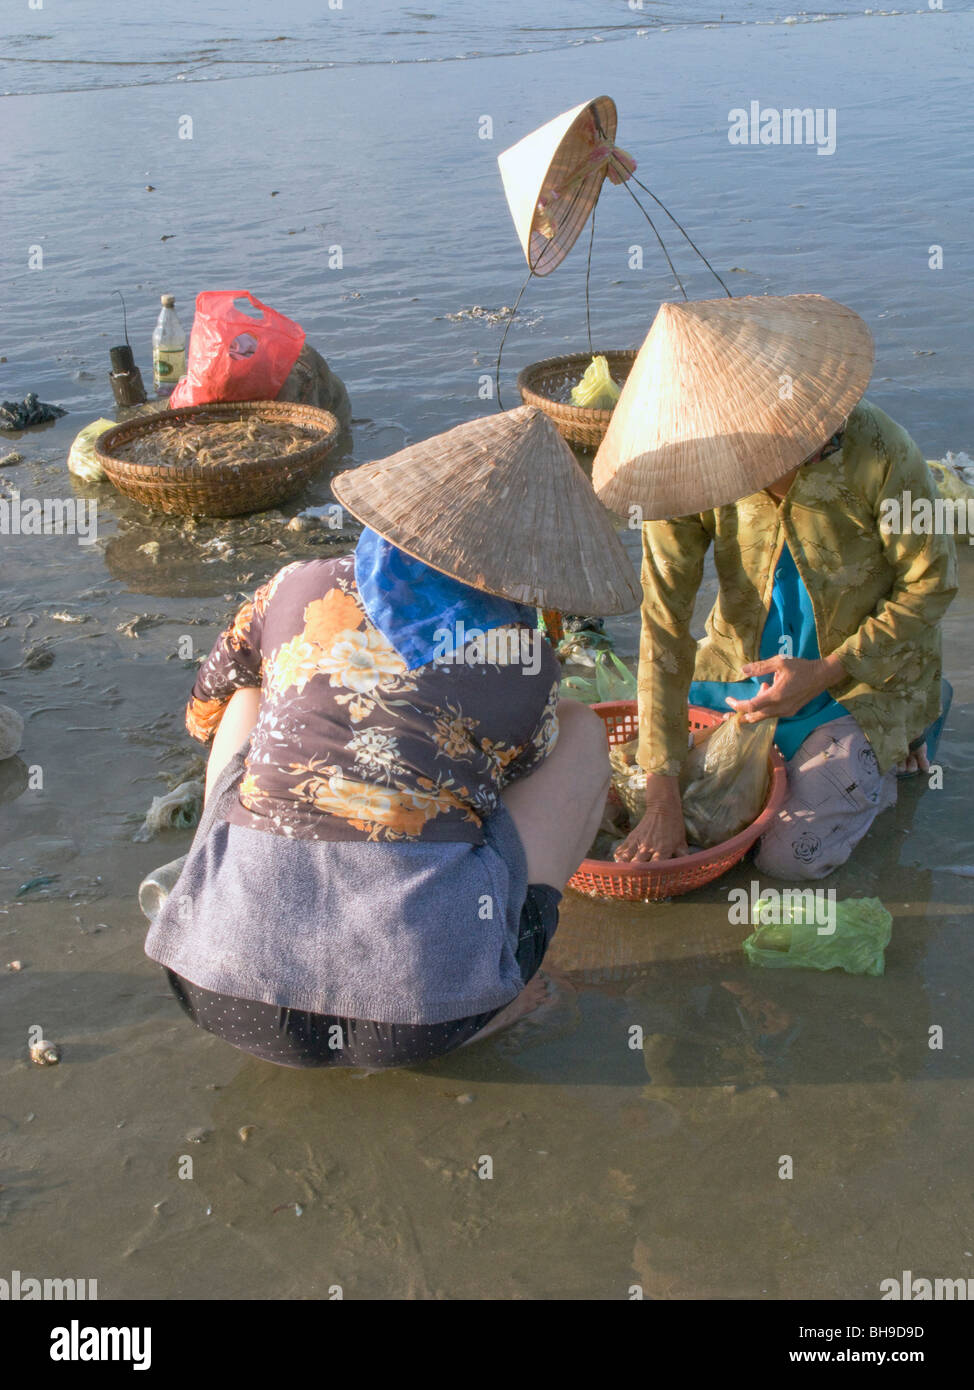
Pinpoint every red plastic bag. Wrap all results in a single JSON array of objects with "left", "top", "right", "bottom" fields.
[{"left": 169, "top": 291, "right": 306, "bottom": 408}]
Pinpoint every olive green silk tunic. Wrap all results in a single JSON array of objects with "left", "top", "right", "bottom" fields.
[{"left": 637, "top": 400, "right": 958, "bottom": 775}]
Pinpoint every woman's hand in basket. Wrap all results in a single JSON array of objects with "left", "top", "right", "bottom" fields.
[{"left": 614, "top": 774, "right": 690, "bottom": 863}]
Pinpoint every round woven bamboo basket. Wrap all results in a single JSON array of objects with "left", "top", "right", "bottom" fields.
[
  {"left": 95, "top": 400, "right": 341, "bottom": 517},
  {"left": 569, "top": 701, "right": 789, "bottom": 903},
  {"left": 516, "top": 349, "right": 637, "bottom": 451}
]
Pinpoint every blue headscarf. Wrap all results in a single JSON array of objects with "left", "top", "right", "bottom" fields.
[{"left": 353, "top": 527, "right": 535, "bottom": 671}]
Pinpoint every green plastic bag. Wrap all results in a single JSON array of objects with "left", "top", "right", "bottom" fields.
[
  {"left": 570, "top": 355, "right": 622, "bottom": 411},
  {"left": 595, "top": 651, "right": 637, "bottom": 702},
  {"left": 559, "top": 671, "right": 598, "bottom": 702},
  {"left": 927, "top": 455, "right": 974, "bottom": 503},
  {"left": 559, "top": 651, "right": 636, "bottom": 704},
  {"left": 743, "top": 896, "right": 892, "bottom": 976}
]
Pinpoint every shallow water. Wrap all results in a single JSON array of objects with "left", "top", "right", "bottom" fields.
[
  {"left": 1, "top": 4, "right": 973, "bottom": 1300},
  {"left": 0, "top": 2, "right": 929, "bottom": 97}
]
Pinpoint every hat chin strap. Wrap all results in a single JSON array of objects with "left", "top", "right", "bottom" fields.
[
  {"left": 537, "top": 142, "right": 637, "bottom": 224},
  {"left": 598, "top": 143, "right": 638, "bottom": 184}
]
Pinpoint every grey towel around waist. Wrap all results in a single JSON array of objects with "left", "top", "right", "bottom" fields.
[{"left": 143, "top": 741, "right": 529, "bottom": 1024}]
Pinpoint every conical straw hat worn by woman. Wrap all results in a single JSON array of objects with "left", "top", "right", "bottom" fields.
[
  {"left": 332, "top": 404, "right": 641, "bottom": 615},
  {"left": 593, "top": 293, "right": 875, "bottom": 520}
]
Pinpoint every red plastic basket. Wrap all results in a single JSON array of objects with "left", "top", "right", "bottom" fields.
[{"left": 568, "top": 701, "right": 789, "bottom": 902}]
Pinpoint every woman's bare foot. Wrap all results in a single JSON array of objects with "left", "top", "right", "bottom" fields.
[
  {"left": 896, "top": 741, "right": 929, "bottom": 776},
  {"left": 460, "top": 973, "right": 551, "bottom": 1047}
]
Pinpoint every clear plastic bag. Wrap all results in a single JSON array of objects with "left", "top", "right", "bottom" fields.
[
  {"left": 680, "top": 713, "right": 776, "bottom": 849},
  {"left": 607, "top": 713, "right": 774, "bottom": 848}
]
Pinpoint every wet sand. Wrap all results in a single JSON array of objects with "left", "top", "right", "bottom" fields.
[
  {"left": 2, "top": 9, "right": 973, "bottom": 1299},
  {"left": 3, "top": 774, "right": 974, "bottom": 1299}
]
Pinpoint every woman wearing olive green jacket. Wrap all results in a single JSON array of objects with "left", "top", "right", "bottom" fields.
[{"left": 594, "top": 297, "right": 958, "bottom": 879}]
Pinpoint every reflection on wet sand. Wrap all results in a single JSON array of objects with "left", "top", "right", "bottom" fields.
[{"left": 102, "top": 492, "right": 356, "bottom": 601}]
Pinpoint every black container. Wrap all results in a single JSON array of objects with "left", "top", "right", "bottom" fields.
[
  {"left": 110, "top": 344, "right": 138, "bottom": 374},
  {"left": 109, "top": 344, "right": 147, "bottom": 406}
]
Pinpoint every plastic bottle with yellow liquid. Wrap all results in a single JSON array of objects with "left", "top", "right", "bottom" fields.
[{"left": 152, "top": 294, "right": 187, "bottom": 395}]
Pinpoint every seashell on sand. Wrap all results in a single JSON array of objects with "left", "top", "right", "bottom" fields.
[{"left": 30, "top": 1039, "right": 61, "bottom": 1066}]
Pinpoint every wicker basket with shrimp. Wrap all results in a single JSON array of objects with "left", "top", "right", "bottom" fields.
[{"left": 95, "top": 400, "right": 341, "bottom": 517}]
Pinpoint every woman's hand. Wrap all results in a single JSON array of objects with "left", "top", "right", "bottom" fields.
[
  {"left": 614, "top": 773, "right": 690, "bottom": 862},
  {"left": 725, "top": 653, "right": 846, "bottom": 722}
]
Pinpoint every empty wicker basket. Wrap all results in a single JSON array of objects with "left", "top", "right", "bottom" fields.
[
  {"left": 517, "top": 349, "right": 637, "bottom": 451},
  {"left": 95, "top": 400, "right": 341, "bottom": 517}
]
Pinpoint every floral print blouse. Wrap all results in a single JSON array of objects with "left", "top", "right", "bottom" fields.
[{"left": 186, "top": 555, "right": 561, "bottom": 843}]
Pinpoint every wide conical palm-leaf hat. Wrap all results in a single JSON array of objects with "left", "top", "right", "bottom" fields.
[
  {"left": 497, "top": 96, "right": 634, "bottom": 277},
  {"left": 332, "top": 406, "right": 641, "bottom": 615},
  {"left": 593, "top": 294, "right": 875, "bottom": 519}
]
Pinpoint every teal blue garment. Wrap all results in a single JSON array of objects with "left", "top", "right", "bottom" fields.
[{"left": 689, "top": 542, "right": 846, "bottom": 761}]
